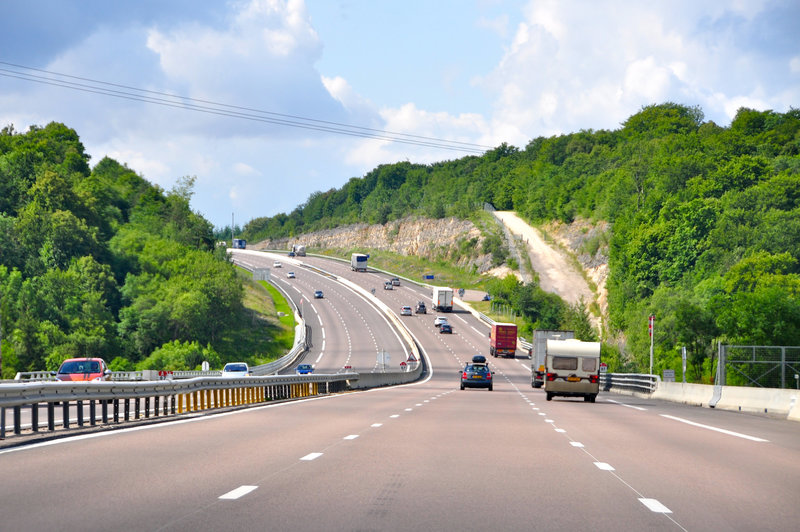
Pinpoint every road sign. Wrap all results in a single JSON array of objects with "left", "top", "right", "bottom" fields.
[
  {"left": 599, "top": 362, "right": 608, "bottom": 373},
  {"left": 423, "top": 274, "right": 434, "bottom": 280}
]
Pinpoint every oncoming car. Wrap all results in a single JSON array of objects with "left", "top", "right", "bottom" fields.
[
  {"left": 296, "top": 364, "right": 314, "bottom": 375},
  {"left": 54, "top": 358, "right": 111, "bottom": 381},
  {"left": 221, "top": 362, "right": 250, "bottom": 377},
  {"left": 400, "top": 305, "right": 412, "bottom": 316},
  {"left": 460, "top": 360, "right": 493, "bottom": 391}
]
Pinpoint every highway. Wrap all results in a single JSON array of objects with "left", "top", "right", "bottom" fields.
[{"left": 1, "top": 252, "right": 799, "bottom": 531}]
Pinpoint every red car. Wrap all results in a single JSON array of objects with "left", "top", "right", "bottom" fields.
[{"left": 54, "top": 358, "right": 112, "bottom": 381}]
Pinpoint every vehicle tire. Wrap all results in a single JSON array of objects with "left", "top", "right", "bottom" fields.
[
  {"left": 546, "top": 392, "right": 553, "bottom": 401},
  {"left": 589, "top": 394, "right": 597, "bottom": 403},
  {"left": 460, "top": 383, "right": 465, "bottom": 390},
  {"left": 584, "top": 395, "right": 590, "bottom": 402},
  {"left": 489, "top": 385, "right": 493, "bottom": 391}
]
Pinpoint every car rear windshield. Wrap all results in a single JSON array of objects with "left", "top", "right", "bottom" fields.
[
  {"left": 468, "top": 364, "right": 489, "bottom": 373},
  {"left": 60, "top": 361, "right": 100, "bottom": 373},
  {"left": 225, "top": 364, "right": 247, "bottom": 372},
  {"left": 552, "top": 356, "right": 578, "bottom": 371}
]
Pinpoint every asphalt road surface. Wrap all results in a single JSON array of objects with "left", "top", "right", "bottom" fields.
[{"left": 2, "top": 252, "right": 799, "bottom": 531}]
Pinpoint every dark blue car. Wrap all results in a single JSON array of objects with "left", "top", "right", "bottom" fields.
[{"left": 296, "top": 364, "right": 314, "bottom": 375}]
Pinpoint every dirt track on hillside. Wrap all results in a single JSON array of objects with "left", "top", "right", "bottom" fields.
[{"left": 492, "top": 211, "right": 595, "bottom": 307}]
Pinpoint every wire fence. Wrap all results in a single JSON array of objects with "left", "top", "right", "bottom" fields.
[{"left": 718, "top": 345, "right": 800, "bottom": 389}]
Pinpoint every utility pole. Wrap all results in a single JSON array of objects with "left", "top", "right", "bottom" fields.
[
  {"left": 648, "top": 314, "right": 655, "bottom": 375},
  {"left": 231, "top": 212, "right": 234, "bottom": 246}
]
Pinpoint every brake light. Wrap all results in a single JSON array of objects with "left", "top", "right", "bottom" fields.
[
  {"left": 589, "top": 374, "right": 599, "bottom": 384},
  {"left": 486, "top": 372, "right": 492, "bottom": 380},
  {"left": 546, "top": 373, "right": 557, "bottom": 381},
  {"left": 462, "top": 372, "right": 468, "bottom": 379}
]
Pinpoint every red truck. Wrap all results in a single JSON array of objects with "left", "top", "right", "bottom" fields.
[{"left": 490, "top": 322, "right": 517, "bottom": 358}]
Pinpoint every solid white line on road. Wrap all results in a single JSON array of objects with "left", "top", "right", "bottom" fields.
[
  {"left": 300, "top": 452, "right": 323, "bottom": 461},
  {"left": 317, "top": 312, "right": 323, "bottom": 326},
  {"left": 454, "top": 315, "right": 469, "bottom": 323},
  {"left": 570, "top": 442, "right": 584, "bottom": 448},
  {"left": 315, "top": 351, "right": 324, "bottom": 364},
  {"left": 660, "top": 414, "right": 769, "bottom": 442},
  {"left": 518, "top": 361, "right": 532, "bottom": 372},
  {"left": 219, "top": 485, "right": 258, "bottom": 500},
  {"left": 471, "top": 326, "right": 484, "bottom": 335},
  {"left": 639, "top": 498, "right": 672, "bottom": 513},
  {"left": 606, "top": 398, "right": 647, "bottom": 411},
  {"left": 344, "top": 435, "right": 359, "bottom": 440},
  {"left": 594, "top": 462, "right": 615, "bottom": 471}
]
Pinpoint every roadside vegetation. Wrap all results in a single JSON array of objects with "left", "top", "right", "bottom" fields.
[{"left": 0, "top": 123, "right": 292, "bottom": 378}]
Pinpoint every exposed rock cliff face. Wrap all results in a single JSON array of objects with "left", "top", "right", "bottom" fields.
[{"left": 252, "top": 217, "right": 497, "bottom": 273}]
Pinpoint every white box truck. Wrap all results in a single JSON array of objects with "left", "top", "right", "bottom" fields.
[
  {"left": 543, "top": 339, "right": 601, "bottom": 403},
  {"left": 351, "top": 253, "right": 368, "bottom": 272},
  {"left": 292, "top": 244, "right": 306, "bottom": 256},
  {"left": 432, "top": 287, "right": 453, "bottom": 312},
  {"left": 531, "top": 330, "right": 575, "bottom": 388}
]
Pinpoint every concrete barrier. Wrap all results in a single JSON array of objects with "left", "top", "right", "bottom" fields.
[
  {"left": 714, "top": 385, "right": 800, "bottom": 418},
  {"left": 650, "top": 381, "right": 800, "bottom": 422},
  {"left": 652, "top": 382, "right": 714, "bottom": 407}
]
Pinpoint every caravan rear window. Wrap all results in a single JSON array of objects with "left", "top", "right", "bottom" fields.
[
  {"left": 552, "top": 356, "right": 578, "bottom": 370},
  {"left": 582, "top": 358, "right": 598, "bottom": 372}
]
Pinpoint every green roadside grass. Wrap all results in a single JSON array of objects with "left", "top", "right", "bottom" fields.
[{"left": 212, "top": 267, "right": 296, "bottom": 365}]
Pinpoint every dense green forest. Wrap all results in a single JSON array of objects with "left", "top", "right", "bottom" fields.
[
  {"left": 239, "top": 103, "right": 800, "bottom": 382},
  {"left": 0, "top": 122, "right": 255, "bottom": 378}
]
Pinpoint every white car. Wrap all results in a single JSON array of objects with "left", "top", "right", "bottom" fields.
[
  {"left": 400, "top": 305, "right": 412, "bottom": 316},
  {"left": 221, "top": 362, "right": 250, "bottom": 377},
  {"left": 287, "top": 271, "right": 295, "bottom": 278},
  {"left": 434, "top": 316, "right": 449, "bottom": 327},
  {"left": 273, "top": 261, "right": 282, "bottom": 268}
]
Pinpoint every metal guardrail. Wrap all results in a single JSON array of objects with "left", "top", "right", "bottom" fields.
[
  {"left": 0, "top": 373, "right": 357, "bottom": 442},
  {"left": 600, "top": 372, "right": 660, "bottom": 394}
]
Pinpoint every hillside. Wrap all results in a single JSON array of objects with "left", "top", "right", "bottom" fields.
[{"left": 239, "top": 103, "right": 800, "bottom": 381}]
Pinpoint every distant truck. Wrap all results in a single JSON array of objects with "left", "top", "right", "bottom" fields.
[
  {"left": 531, "top": 330, "right": 575, "bottom": 388},
  {"left": 292, "top": 244, "right": 306, "bottom": 256},
  {"left": 232, "top": 238, "right": 246, "bottom": 249},
  {"left": 351, "top": 253, "right": 368, "bottom": 272},
  {"left": 543, "top": 338, "right": 601, "bottom": 402},
  {"left": 432, "top": 287, "right": 453, "bottom": 312},
  {"left": 490, "top": 322, "right": 517, "bottom": 358}
]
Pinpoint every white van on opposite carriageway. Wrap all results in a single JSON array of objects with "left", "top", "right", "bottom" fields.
[{"left": 543, "top": 339, "right": 601, "bottom": 403}]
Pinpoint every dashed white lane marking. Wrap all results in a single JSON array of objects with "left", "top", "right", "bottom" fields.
[
  {"left": 555, "top": 428, "right": 566, "bottom": 433},
  {"left": 219, "top": 485, "right": 258, "bottom": 500},
  {"left": 300, "top": 452, "right": 323, "bottom": 461},
  {"left": 344, "top": 435, "right": 359, "bottom": 440},
  {"left": 660, "top": 414, "right": 769, "bottom": 442},
  {"left": 371, "top": 423, "right": 383, "bottom": 428},
  {"left": 404, "top": 408, "right": 413, "bottom": 412},
  {"left": 594, "top": 462, "right": 615, "bottom": 471},
  {"left": 570, "top": 442, "right": 585, "bottom": 448},
  {"left": 315, "top": 351, "right": 324, "bottom": 364},
  {"left": 545, "top": 419, "right": 554, "bottom": 423},
  {"left": 639, "top": 498, "right": 672, "bottom": 513},
  {"left": 390, "top": 414, "right": 400, "bottom": 418},
  {"left": 321, "top": 328, "right": 326, "bottom": 339}
]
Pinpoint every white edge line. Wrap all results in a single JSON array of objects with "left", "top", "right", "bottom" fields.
[{"left": 660, "top": 414, "right": 769, "bottom": 442}]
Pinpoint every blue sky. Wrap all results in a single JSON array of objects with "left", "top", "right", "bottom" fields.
[{"left": 1, "top": 0, "right": 798, "bottom": 229}]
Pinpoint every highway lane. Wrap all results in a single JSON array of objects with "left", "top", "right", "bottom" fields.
[
  {"left": 1, "top": 253, "right": 799, "bottom": 530},
  {"left": 232, "top": 250, "right": 408, "bottom": 372}
]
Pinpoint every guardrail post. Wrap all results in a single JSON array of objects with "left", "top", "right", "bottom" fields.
[
  {"left": 134, "top": 397, "right": 141, "bottom": 419},
  {"left": 89, "top": 400, "right": 96, "bottom": 426},
  {"left": 144, "top": 397, "right": 150, "bottom": 418},
  {"left": 48, "top": 403, "right": 55, "bottom": 431},
  {"left": 0, "top": 407, "right": 5, "bottom": 439},
  {"left": 62, "top": 401, "right": 70, "bottom": 429},
  {"left": 77, "top": 400, "right": 84, "bottom": 427},
  {"left": 31, "top": 403, "right": 39, "bottom": 432},
  {"left": 124, "top": 398, "right": 130, "bottom": 421},
  {"left": 102, "top": 400, "right": 108, "bottom": 424}
]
